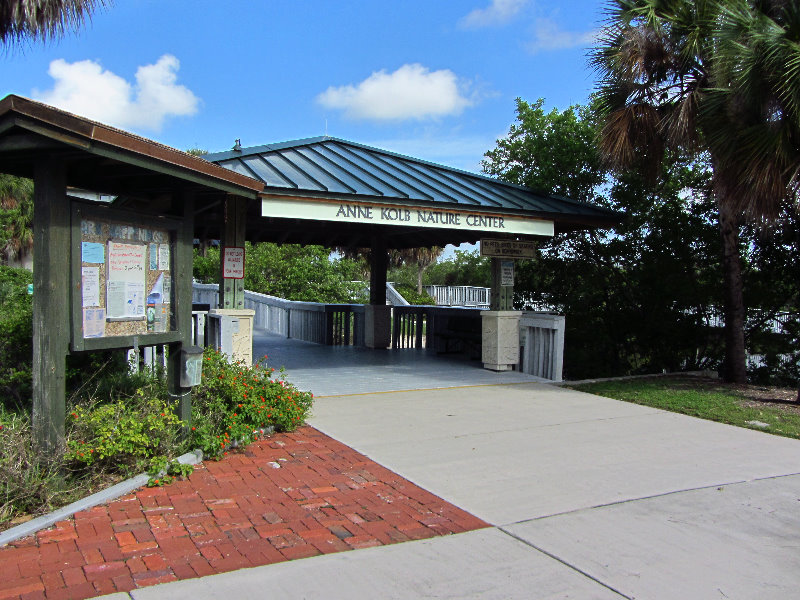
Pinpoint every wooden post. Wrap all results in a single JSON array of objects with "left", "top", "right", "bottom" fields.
[
  {"left": 369, "top": 237, "right": 388, "bottom": 305},
  {"left": 32, "top": 158, "right": 69, "bottom": 457},
  {"left": 220, "top": 196, "right": 246, "bottom": 309},
  {"left": 490, "top": 257, "right": 514, "bottom": 311},
  {"left": 168, "top": 192, "right": 195, "bottom": 425}
]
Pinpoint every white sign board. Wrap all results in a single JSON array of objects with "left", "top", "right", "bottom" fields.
[
  {"left": 223, "top": 246, "right": 245, "bottom": 279},
  {"left": 262, "top": 197, "right": 555, "bottom": 237},
  {"left": 481, "top": 238, "right": 536, "bottom": 258},
  {"left": 501, "top": 260, "right": 514, "bottom": 286},
  {"left": 106, "top": 242, "right": 146, "bottom": 319}
]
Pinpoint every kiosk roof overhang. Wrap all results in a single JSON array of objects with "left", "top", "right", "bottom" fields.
[
  {"left": 0, "top": 95, "right": 263, "bottom": 206},
  {"left": 203, "top": 136, "right": 622, "bottom": 249}
]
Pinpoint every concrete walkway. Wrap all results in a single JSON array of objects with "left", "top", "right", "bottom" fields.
[{"left": 12, "top": 334, "right": 800, "bottom": 599}]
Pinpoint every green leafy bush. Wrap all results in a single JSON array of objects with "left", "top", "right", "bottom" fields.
[
  {"left": 394, "top": 283, "right": 435, "bottom": 305},
  {"left": 0, "top": 266, "right": 33, "bottom": 411},
  {"left": 190, "top": 348, "right": 313, "bottom": 459},
  {"left": 65, "top": 387, "right": 184, "bottom": 474}
]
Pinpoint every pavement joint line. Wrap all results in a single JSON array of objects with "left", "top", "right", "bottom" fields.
[
  {"left": 497, "top": 526, "right": 633, "bottom": 599},
  {"left": 501, "top": 478, "right": 759, "bottom": 528},
  {"left": 314, "top": 380, "right": 550, "bottom": 398}
]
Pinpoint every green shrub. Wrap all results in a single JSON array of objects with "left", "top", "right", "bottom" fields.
[
  {"left": 0, "top": 408, "right": 77, "bottom": 524},
  {"left": 65, "top": 374, "right": 184, "bottom": 474},
  {"left": 190, "top": 348, "right": 313, "bottom": 459},
  {"left": 394, "top": 283, "right": 435, "bottom": 305},
  {"left": 0, "top": 266, "right": 33, "bottom": 411}
]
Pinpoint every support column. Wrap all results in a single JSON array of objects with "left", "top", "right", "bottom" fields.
[
  {"left": 365, "top": 236, "right": 391, "bottom": 349},
  {"left": 482, "top": 258, "right": 521, "bottom": 371},
  {"left": 168, "top": 191, "right": 195, "bottom": 425},
  {"left": 216, "top": 195, "right": 254, "bottom": 363},
  {"left": 220, "top": 195, "right": 246, "bottom": 310},
  {"left": 32, "top": 158, "right": 69, "bottom": 456}
]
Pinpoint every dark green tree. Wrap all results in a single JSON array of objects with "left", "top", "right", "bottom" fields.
[
  {"left": 591, "top": 0, "right": 800, "bottom": 382},
  {"left": 0, "top": 175, "right": 34, "bottom": 267},
  {"left": 194, "top": 242, "right": 366, "bottom": 304},
  {"left": 483, "top": 98, "right": 722, "bottom": 378}
]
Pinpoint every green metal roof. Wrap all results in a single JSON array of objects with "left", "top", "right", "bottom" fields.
[{"left": 203, "top": 136, "right": 620, "bottom": 227}]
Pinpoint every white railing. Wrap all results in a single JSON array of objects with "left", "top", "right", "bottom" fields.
[
  {"left": 385, "top": 282, "right": 410, "bottom": 306},
  {"left": 424, "top": 285, "right": 491, "bottom": 308}
]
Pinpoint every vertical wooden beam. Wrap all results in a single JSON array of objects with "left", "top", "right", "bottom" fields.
[
  {"left": 168, "top": 191, "right": 195, "bottom": 425},
  {"left": 32, "top": 157, "right": 69, "bottom": 457},
  {"left": 490, "top": 258, "right": 514, "bottom": 311},
  {"left": 220, "top": 196, "right": 246, "bottom": 309},
  {"left": 369, "top": 237, "right": 388, "bottom": 306}
]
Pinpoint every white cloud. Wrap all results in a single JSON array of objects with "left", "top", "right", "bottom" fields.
[
  {"left": 317, "top": 64, "right": 474, "bottom": 122},
  {"left": 32, "top": 55, "right": 200, "bottom": 132},
  {"left": 527, "top": 17, "right": 596, "bottom": 53},
  {"left": 459, "top": 0, "right": 528, "bottom": 29}
]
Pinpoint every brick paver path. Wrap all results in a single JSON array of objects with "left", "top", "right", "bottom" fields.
[{"left": 0, "top": 426, "right": 488, "bottom": 600}]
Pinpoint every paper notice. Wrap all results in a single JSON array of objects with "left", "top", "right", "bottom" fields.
[
  {"left": 82, "top": 267, "right": 100, "bottom": 307},
  {"left": 158, "top": 244, "right": 170, "bottom": 270},
  {"left": 83, "top": 308, "right": 106, "bottom": 338}
]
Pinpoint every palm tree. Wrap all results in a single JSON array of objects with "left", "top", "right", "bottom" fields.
[
  {"left": 592, "top": 0, "right": 800, "bottom": 382},
  {"left": 0, "top": 0, "right": 108, "bottom": 46},
  {"left": 391, "top": 247, "right": 444, "bottom": 294},
  {"left": 0, "top": 175, "right": 34, "bottom": 267}
]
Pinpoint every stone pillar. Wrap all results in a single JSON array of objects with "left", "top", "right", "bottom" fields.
[
  {"left": 481, "top": 311, "right": 521, "bottom": 371},
  {"left": 483, "top": 258, "right": 519, "bottom": 371},
  {"left": 366, "top": 236, "right": 390, "bottom": 349}
]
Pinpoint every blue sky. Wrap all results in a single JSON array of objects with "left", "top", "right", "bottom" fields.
[{"left": 1, "top": 0, "right": 605, "bottom": 174}]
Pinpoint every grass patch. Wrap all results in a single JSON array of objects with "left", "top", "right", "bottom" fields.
[{"left": 569, "top": 376, "right": 800, "bottom": 440}]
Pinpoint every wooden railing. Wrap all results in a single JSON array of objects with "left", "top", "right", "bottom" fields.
[
  {"left": 392, "top": 305, "right": 483, "bottom": 355},
  {"left": 192, "top": 283, "right": 365, "bottom": 346}
]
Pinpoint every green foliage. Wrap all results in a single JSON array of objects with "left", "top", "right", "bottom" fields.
[
  {"left": 192, "top": 246, "right": 220, "bottom": 283},
  {"left": 483, "top": 99, "right": 728, "bottom": 379},
  {"left": 571, "top": 377, "right": 800, "bottom": 440},
  {"left": 0, "top": 174, "right": 34, "bottom": 265},
  {"left": 394, "top": 283, "right": 434, "bottom": 305},
  {"left": 146, "top": 457, "right": 195, "bottom": 487},
  {"left": 0, "top": 408, "right": 78, "bottom": 523},
  {"left": 244, "top": 242, "right": 365, "bottom": 302},
  {"left": 190, "top": 348, "right": 313, "bottom": 459},
  {"left": 424, "top": 249, "right": 491, "bottom": 287},
  {"left": 0, "top": 266, "right": 33, "bottom": 410},
  {"left": 193, "top": 243, "right": 367, "bottom": 303},
  {"left": 65, "top": 375, "right": 183, "bottom": 473}
]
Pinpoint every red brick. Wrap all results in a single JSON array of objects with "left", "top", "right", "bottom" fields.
[
  {"left": 278, "top": 544, "right": 319, "bottom": 561},
  {"left": 0, "top": 578, "right": 44, "bottom": 600},
  {"left": 133, "top": 571, "right": 177, "bottom": 587},
  {"left": 91, "top": 577, "right": 117, "bottom": 597},
  {"left": 83, "top": 561, "right": 128, "bottom": 582}
]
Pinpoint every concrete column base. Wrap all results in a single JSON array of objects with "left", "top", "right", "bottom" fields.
[
  {"left": 481, "top": 310, "right": 521, "bottom": 371},
  {"left": 365, "top": 304, "right": 391, "bottom": 349}
]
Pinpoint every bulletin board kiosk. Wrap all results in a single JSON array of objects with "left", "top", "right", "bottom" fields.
[{"left": 0, "top": 95, "right": 262, "bottom": 455}]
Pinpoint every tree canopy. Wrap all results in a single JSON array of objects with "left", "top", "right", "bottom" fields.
[
  {"left": 591, "top": 0, "right": 800, "bottom": 382},
  {"left": 0, "top": 0, "right": 108, "bottom": 46}
]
